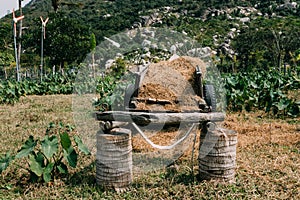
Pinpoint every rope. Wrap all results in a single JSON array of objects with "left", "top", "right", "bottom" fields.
[{"left": 132, "top": 122, "right": 197, "bottom": 150}]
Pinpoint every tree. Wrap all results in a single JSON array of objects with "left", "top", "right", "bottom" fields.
[
  {"left": 51, "top": 0, "right": 61, "bottom": 12},
  {"left": 261, "top": 25, "right": 300, "bottom": 72},
  {"left": 0, "top": 23, "right": 14, "bottom": 79},
  {"left": 43, "top": 13, "right": 91, "bottom": 70},
  {"left": 51, "top": 0, "right": 83, "bottom": 12},
  {"left": 232, "top": 17, "right": 300, "bottom": 72},
  {"left": 0, "top": 52, "right": 14, "bottom": 79}
]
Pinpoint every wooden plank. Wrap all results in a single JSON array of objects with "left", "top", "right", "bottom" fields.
[
  {"left": 99, "top": 121, "right": 129, "bottom": 131},
  {"left": 134, "top": 97, "right": 172, "bottom": 104},
  {"left": 95, "top": 111, "right": 225, "bottom": 125},
  {"left": 132, "top": 65, "right": 149, "bottom": 98}
]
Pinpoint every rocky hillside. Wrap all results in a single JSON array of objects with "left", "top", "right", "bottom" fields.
[
  {"left": 1, "top": 0, "right": 300, "bottom": 72},
  {"left": 2, "top": 0, "right": 300, "bottom": 41}
]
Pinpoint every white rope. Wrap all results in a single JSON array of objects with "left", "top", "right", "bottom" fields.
[{"left": 132, "top": 122, "right": 197, "bottom": 150}]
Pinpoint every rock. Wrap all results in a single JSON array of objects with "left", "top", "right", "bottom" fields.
[{"left": 239, "top": 17, "right": 250, "bottom": 23}]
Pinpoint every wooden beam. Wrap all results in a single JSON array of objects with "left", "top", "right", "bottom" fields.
[
  {"left": 99, "top": 121, "right": 129, "bottom": 131},
  {"left": 95, "top": 111, "right": 225, "bottom": 125}
]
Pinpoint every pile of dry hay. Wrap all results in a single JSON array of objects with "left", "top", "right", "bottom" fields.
[{"left": 134, "top": 56, "right": 207, "bottom": 112}]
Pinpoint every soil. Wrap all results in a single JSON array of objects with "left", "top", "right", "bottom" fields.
[{"left": 134, "top": 56, "right": 207, "bottom": 112}]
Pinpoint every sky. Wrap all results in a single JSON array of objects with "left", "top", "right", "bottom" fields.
[{"left": 0, "top": 0, "right": 31, "bottom": 18}]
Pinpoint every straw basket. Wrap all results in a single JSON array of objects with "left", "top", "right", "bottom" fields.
[
  {"left": 96, "top": 128, "right": 133, "bottom": 191},
  {"left": 199, "top": 123, "right": 237, "bottom": 183}
]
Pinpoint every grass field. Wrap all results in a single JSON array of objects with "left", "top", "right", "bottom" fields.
[{"left": 0, "top": 95, "right": 299, "bottom": 199}]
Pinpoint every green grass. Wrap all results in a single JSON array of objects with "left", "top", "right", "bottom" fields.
[{"left": 0, "top": 95, "right": 299, "bottom": 199}]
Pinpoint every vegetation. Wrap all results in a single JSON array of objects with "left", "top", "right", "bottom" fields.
[
  {"left": 0, "top": 95, "right": 298, "bottom": 199},
  {"left": 0, "top": 122, "right": 90, "bottom": 183},
  {"left": 0, "top": 72, "right": 75, "bottom": 104},
  {"left": 232, "top": 17, "right": 300, "bottom": 72},
  {"left": 1, "top": 0, "right": 300, "bottom": 77},
  {"left": 224, "top": 68, "right": 300, "bottom": 116},
  {"left": 0, "top": 56, "right": 299, "bottom": 116}
]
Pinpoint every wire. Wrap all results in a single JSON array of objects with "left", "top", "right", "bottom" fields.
[{"left": 132, "top": 122, "right": 197, "bottom": 150}]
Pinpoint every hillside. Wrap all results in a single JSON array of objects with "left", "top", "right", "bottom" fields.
[
  {"left": 1, "top": 0, "right": 300, "bottom": 73},
  {"left": 10, "top": 0, "right": 300, "bottom": 42}
]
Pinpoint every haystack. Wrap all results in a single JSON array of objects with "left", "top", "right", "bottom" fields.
[{"left": 135, "top": 56, "right": 207, "bottom": 112}]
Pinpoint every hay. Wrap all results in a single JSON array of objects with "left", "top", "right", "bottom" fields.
[{"left": 135, "top": 56, "right": 207, "bottom": 112}]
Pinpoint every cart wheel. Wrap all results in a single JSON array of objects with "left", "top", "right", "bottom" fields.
[{"left": 204, "top": 84, "right": 217, "bottom": 112}]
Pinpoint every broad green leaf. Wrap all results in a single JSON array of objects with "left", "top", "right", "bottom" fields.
[
  {"left": 41, "top": 135, "right": 58, "bottom": 160},
  {"left": 7, "top": 81, "right": 14, "bottom": 89},
  {"left": 0, "top": 152, "right": 14, "bottom": 173},
  {"left": 16, "top": 136, "right": 37, "bottom": 158},
  {"left": 35, "top": 152, "right": 45, "bottom": 168},
  {"left": 63, "top": 147, "right": 78, "bottom": 168},
  {"left": 43, "top": 162, "right": 54, "bottom": 182},
  {"left": 74, "top": 135, "right": 91, "bottom": 155},
  {"left": 59, "top": 122, "right": 64, "bottom": 129},
  {"left": 29, "top": 154, "right": 44, "bottom": 177},
  {"left": 30, "top": 171, "right": 39, "bottom": 183},
  {"left": 274, "top": 99, "right": 289, "bottom": 111},
  {"left": 66, "top": 124, "right": 75, "bottom": 132},
  {"left": 250, "top": 81, "right": 258, "bottom": 89},
  {"left": 57, "top": 162, "right": 68, "bottom": 174},
  {"left": 60, "top": 132, "right": 71, "bottom": 151}
]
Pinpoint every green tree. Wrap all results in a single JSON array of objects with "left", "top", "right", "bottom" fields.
[
  {"left": 0, "top": 22, "right": 14, "bottom": 79},
  {"left": 43, "top": 13, "right": 91, "bottom": 70},
  {"left": 51, "top": 0, "right": 83, "bottom": 12},
  {"left": 260, "top": 26, "right": 300, "bottom": 72},
  {"left": 0, "top": 52, "right": 14, "bottom": 79},
  {"left": 233, "top": 17, "right": 300, "bottom": 72},
  {"left": 51, "top": 0, "right": 61, "bottom": 12}
]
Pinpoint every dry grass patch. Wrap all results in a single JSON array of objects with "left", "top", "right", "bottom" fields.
[
  {"left": 0, "top": 95, "right": 299, "bottom": 199},
  {"left": 0, "top": 95, "right": 73, "bottom": 152}
]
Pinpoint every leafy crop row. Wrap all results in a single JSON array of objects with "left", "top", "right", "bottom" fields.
[
  {"left": 0, "top": 72, "right": 75, "bottom": 104},
  {"left": 1, "top": 66, "right": 299, "bottom": 117},
  {"left": 224, "top": 68, "right": 299, "bottom": 116}
]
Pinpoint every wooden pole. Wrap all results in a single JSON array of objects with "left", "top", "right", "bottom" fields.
[
  {"left": 95, "top": 111, "right": 225, "bottom": 125},
  {"left": 17, "top": 0, "right": 23, "bottom": 81}
]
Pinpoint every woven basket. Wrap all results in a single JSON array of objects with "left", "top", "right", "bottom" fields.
[
  {"left": 96, "top": 128, "right": 133, "bottom": 191},
  {"left": 199, "top": 126, "right": 237, "bottom": 183}
]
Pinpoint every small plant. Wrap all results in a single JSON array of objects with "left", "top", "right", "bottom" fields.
[
  {"left": 0, "top": 122, "right": 90, "bottom": 183},
  {"left": 94, "top": 58, "right": 135, "bottom": 112},
  {"left": 0, "top": 152, "right": 14, "bottom": 174}
]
